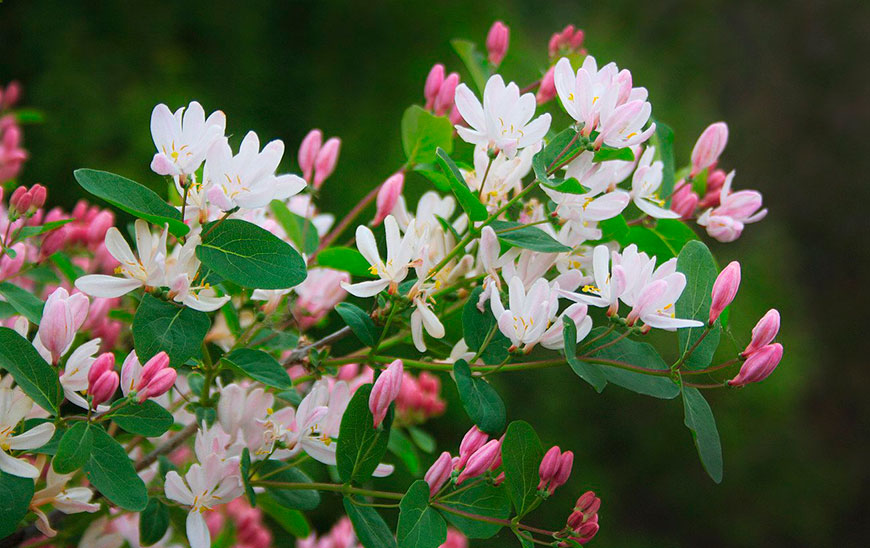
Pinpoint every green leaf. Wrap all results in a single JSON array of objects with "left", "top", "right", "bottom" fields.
[
  {"left": 15, "top": 219, "right": 73, "bottom": 239},
  {"left": 257, "top": 460, "right": 321, "bottom": 511},
  {"left": 682, "top": 386, "right": 723, "bottom": 483},
  {"left": 73, "top": 169, "right": 188, "bottom": 237},
  {"left": 439, "top": 482, "right": 510, "bottom": 539},
  {"left": 257, "top": 493, "right": 310, "bottom": 537},
  {"left": 462, "top": 287, "right": 510, "bottom": 365},
  {"left": 13, "top": 108, "right": 45, "bottom": 124},
  {"left": 0, "top": 471, "right": 34, "bottom": 539},
  {"left": 539, "top": 176, "right": 588, "bottom": 194},
  {"left": 53, "top": 422, "right": 93, "bottom": 474},
  {"left": 597, "top": 215, "right": 629, "bottom": 242},
  {"left": 337, "top": 384, "right": 393, "bottom": 484},
  {"left": 344, "top": 497, "right": 398, "bottom": 548},
  {"left": 675, "top": 240, "right": 721, "bottom": 368},
  {"left": 592, "top": 145, "right": 635, "bottom": 162},
  {"left": 490, "top": 220, "right": 571, "bottom": 253},
  {"left": 408, "top": 426, "right": 436, "bottom": 454},
  {"left": 651, "top": 121, "right": 676, "bottom": 205},
  {"left": 240, "top": 447, "right": 256, "bottom": 506},
  {"left": 586, "top": 327, "right": 679, "bottom": 399},
  {"left": 50, "top": 252, "right": 86, "bottom": 283},
  {"left": 532, "top": 128, "right": 587, "bottom": 188},
  {"left": 108, "top": 400, "right": 174, "bottom": 437},
  {"left": 413, "top": 165, "right": 451, "bottom": 192},
  {"left": 0, "top": 327, "right": 61, "bottom": 414},
  {"left": 197, "top": 218, "right": 307, "bottom": 290},
  {"left": 316, "top": 246, "right": 377, "bottom": 278},
  {"left": 132, "top": 294, "right": 210, "bottom": 367},
  {"left": 223, "top": 348, "right": 292, "bottom": 389},
  {"left": 398, "top": 480, "right": 447, "bottom": 548},
  {"left": 435, "top": 148, "right": 488, "bottom": 222},
  {"left": 269, "top": 199, "right": 319, "bottom": 255},
  {"left": 501, "top": 421, "right": 544, "bottom": 518},
  {"left": 562, "top": 317, "right": 607, "bottom": 393},
  {"left": 450, "top": 39, "right": 489, "bottom": 93},
  {"left": 0, "top": 281, "right": 43, "bottom": 323},
  {"left": 402, "top": 105, "right": 454, "bottom": 165},
  {"left": 453, "top": 359, "right": 506, "bottom": 435},
  {"left": 84, "top": 426, "right": 148, "bottom": 511},
  {"left": 388, "top": 428, "right": 421, "bottom": 476},
  {"left": 335, "top": 302, "right": 378, "bottom": 347},
  {"left": 621, "top": 219, "right": 697, "bottom": 263},
  {"left": 139, "top": 497, "right": 170, "bottom": 546}
]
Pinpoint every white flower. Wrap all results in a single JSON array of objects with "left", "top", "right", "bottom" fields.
[
  {"left": 462, "top": 145, "right": 538, "bottom": 211},
  {"left": 626, "top": 274, "right": 704, "bottom": 331},
  {"left": 630, "top": 147, "right": 680, "bottom": 219},
  {"left": 217, "top": 383, "right": 274, "bottom": 452},
  {"left": 560, "top": 245, "right": 627, "bottom": 316},
  {"left": 204, "top": 131, "right": 306, "bottom": 211},
  {"left": 490, "top": 277, "right": 557, "bottom": 352},
  {"left": 59, "top": 338, "right": 110, "bottom": 412},
  {"left": 0, "top": 388, "right": 55, "bottom": 478},
  {"left": 31, "top": 466, "right": 100, "bottom": 536},
  {"left": 164, "top": 454, "right": 243, "bottom": 548},
  {"left": 454, "top": 75, "right": 551, "bottom": 158},
  {"left": 75, "top": 220, "right": 167, "bottom": 298},
  {"left": 341, "top": 215, "right": 421, "bottom": 297},
  {"left": 150, "top": 101, "right": 226, "bottom": 178},
  {"left": 165, "top": 235, "right": 230, "bottom": 312}
]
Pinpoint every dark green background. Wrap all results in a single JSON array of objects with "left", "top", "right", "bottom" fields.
[{"left": 1, "top": 0, "right": 867, "bottom": 546}]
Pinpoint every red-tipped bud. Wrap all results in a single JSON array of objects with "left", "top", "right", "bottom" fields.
[
  {"left": 456, "top": 426, "right": 489, "bottom": 470},
  {"left": 550, "top": 451, "right": 574, "bottom": 493},
  {"left": 709, "top": 261, "right": 741, "bottom": 324},
  {"left": 87, "top": 210, "right": 114, "bottom": 245},
  {"left": 29, "top": 184, "right": 46, "bottom": 210},
  {"left": 729, "top": 343, "right": 783, "bottom": 386},
  {"left": 691, "top": 122, "right": 729, "bottom": 176},
  {"left": 139, "top": 351, "right": 170, "bottom": 388},
  {"left": 537, "top": 65, "right": 557, "bottom": 105},
  {"left": 369, "top": 359, "right": 403, "bottom": 428},
  {"left": 9, "top": 186, "right": 27, "bottom": 215},
  {"left": 456, "top": 439, "right": 500, "bottom": 484},
  {"left": 424, "top": 64, "right": 446, "bottom": 111},
  {"left": 2, "top": 81, "right": 21, "bottom": 109},
  {"left": 743, "top": 309, "right": 780, "bottom": 357},
  {"left": 89, "top": 370, "right": 119, "bottom": 407},
  {"left": 671, "top": 180, "right": 700, "bottom": 219},
  {"left": 538, "top": 445, "right": 561, "bottom": 490},
  {"left": 424, "top": 451, "right": 453, "bottom": 496},
  {"left": 373, "top": 172, "right": 404, "bottom": 226},
  {"left": 485, "top": 21, "right": 510, "bottom": 66},
  {"left": 88, "top": 352, "right": 116, "bottom": 386},
  {"left": 139, "top": 367, "right": 177, "bottom": 402},
  {"left": 298, "top": 129, "right": 323, "bottom": 183},
  {"left": 313, "top": 137, "right": 341, "bottom": 190},
  {"left": 434, "top": 73, "right": 459, "bottom": 117},
  {"left": 574, "top": 491, "right": 601, "bottom": 515}
]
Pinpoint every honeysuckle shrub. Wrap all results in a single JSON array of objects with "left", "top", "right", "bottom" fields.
[{"left": 0, "top": 20, "right": 782, "bottom": 548}]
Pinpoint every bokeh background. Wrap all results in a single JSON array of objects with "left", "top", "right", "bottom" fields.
[{"left": 1, "top": 0, "right": 868, "bottom": 546}]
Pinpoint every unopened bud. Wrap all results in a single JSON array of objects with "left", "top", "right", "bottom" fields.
[
  {"left": 298, "top": 129, "right": 323, "bottom": 183},
  {"left": 424, "top": 451, "right": 453, "bottom": 496},
  {"left": 313, "top": 137, "right": 341, "bottom": 190},
  {"left": 729, "top": 343, "right": 783, "bottom": 386},
  {"left": 485, "top": 21, "right": 510, "bottom": 66},
  {"left": 373, "top": 172, "right": 404, "bottom": 226},
  {"left": 424, "top": 64, "right": 445, "bottom": 111},
  {"left": 743, "top": 309, "right": 780, "bottom": 357},
  {"left": 691, "top": 122, "right": 729, "bottom": 176},
  {"left": 709, "top": 261, "right": 741, "bottom": 324},
  {"left": 537, "top": 65, "right": 557, "bottom": 105}
]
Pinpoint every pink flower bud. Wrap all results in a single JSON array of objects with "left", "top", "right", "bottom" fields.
[
  {"left": 709, "top": 261, "right": 741, "bottom": 323},
  {"left": 743, "top": 309, "right": 780, "bottom": 357},
  {"left": 139, "top": 367, "right": 177, "bottom": 402},
  {"left": 548, "top": 32, "right": 562, "bottom": 58},
  {"left": 89, "top": 370, "right": 119, "bottom": 407},
  {"left": 369, "top": 359, "right": 403, "bottom": 427},
  {"left": 88, "top": 352, "right": 116, "bottom": 386},
  {"left": 456, "top": 439, "right": 500, "bottom": 484},
  {"left": 424, "top": 451, "right": 453, "bottom": 496},
  {"left": 139, "top": 351, "right": 170, "bottom": 388},
  {"left": 0, "top": 243, "right": 25, "bottom": 280},
  {"left": 313, "top": 137, "right": 341, "bottom": 190},
  {"left": 671, "top": 180, "right": 699, "bottom": 219},
  {"left": 485, "top": 21, "right": 510, "bottom": 66},
  {"left": 538, "top": 445, "right": 561, "bottom": 490},
  {"left": 87, "top": 210, "right": 114, "bottom": 245},
  {"left": 298, "top": 129, "right": 322, "bottom": 183},
  {"left": 29, "top": 184, "right": 46, "bottom": 210},
  {"left": 691, "top": 122, "right": 729, "bottom": 176},
  {"left": 537, "top": 65, "right": 557, "bottom": 105},
  {"left": 373, "top": 172, "right": 404, "bottom": 226},
  {"left": 456, "top": 426, "right": 489, "bottom": 470},
  {"left": 434, "top": 73, "right": 459, "bottom": 117},
  {"left": 2, "top": 81, "right": 21, "bottom": 109},
  {"left": 37, "top": 287, "right": 89, "bottom": 363},
  {"left": 729, "top": 343, "right": 783, "bottom": 386},
  {"left": 424, "top": 64, "right": 445, "bottom": 111},
  {"left": 9, "top": 186, "right": 27, "bottom": 213},
  {"left": 550, "top": 451, "right": 573, "bottom": 493},
  {"left": 574, "top": 490, "right": 601, "bottom": 515}
]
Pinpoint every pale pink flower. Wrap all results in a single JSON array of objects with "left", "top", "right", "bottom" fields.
[
  {"left": 35, "top": 287, "right": 89, "bottom": 363},
  {"left": 149, "top": 101, "right": 226, "bottom": 178}
]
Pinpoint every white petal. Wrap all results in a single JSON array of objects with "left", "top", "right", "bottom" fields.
[
  {"left": 340, "top": 279, "right": 389, "bottom": 298},
  {"left": 75, "top": 275, "right": 142, "bottom": 298},
  {"left": 186, "top": 511, "right": 210, "bottom": 548},
  {"left": 9, "top": 422, "right": 55, "bottom": 450},
  {"left": 0, "top": 450, "right": 40, "bottom": 478}
]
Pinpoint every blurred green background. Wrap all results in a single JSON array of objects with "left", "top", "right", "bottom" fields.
[{"left": 1, "top": 0, "right": 867, "bottom": 546}]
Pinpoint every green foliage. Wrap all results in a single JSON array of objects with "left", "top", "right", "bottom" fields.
[
  {"left": 435, "top": 148, "right": 488, "bottom": 222},
  {"left": 84, "top": 426, "right": 148, "bottom": 511},
  {"left": 241, "top": 447, "right": 256, "bottom": 506},
  {"left": 0, "top": 282, "right": 43, "bottom": 323},
  {"left": 53, "top": 421, "right": 93, "bottom": 474},
  {"left": 139, "top": 497, "right": 170, "bottom": 546},
  {"left": 592, "top": 145, "right": 635, "bottom": 162},
  {"left": 533, "top": 128, "right": 588, "bottom": 193},
  {"left": 222, "top": 348, "right": 293, "bottom": 389},
  {"left": 73, "top": 169, "right": 188, "bottom": 237},
  {"left": 562, "top": 317, "right": 607, "bottom": 392},
  {"left": 501, "top": 420, "right": 544, "bottom": 518},
  {"left": 408, "top": 426, "right": 436, "bottom": 454},
  {"left": 651, "top": 121, "right": 676, "bottom": 205},
  {"left": 675, "top": 240, "right": 721, "bottom": 368},
  {"left": 398, "top": 480, "right": 447, "bottom": 548},
  {"left": 335, "top": 302, "right": 378, "bottom": 347},
  {"left": 256, "top": 493, "right": 311, "bottom": 537},
  {"left": 337, "top": 384, "right": 393, "bottom": 484},
  {"left": 402, "top": 105, "right": 454, "bottom": 165},
  {"left": 453, "top": 359, "right": 506, "bottom": 435},
  {"left": 0, "top": 327, "right": 62, "bottom": 414},
  {"left": 14, "top": 219, "right": 73, "bottom": 239},
  {"left": 132, "top": 294, "right": 210, "bottom": 366},
  {"left": 586, "top": 327, "right": 679, "bottom": 399},
  {"left": 108, "top": 400, "right": 175, "bottom": 437},
  {"left": 450, "top": 39, "right": 489, "bottom": 93},
  {"left": 257, "top": 460, "right": 321, "bottom": 511},
  {"left": 0, "top": 471, "right": 34, "bottom": 540},
  {"left": 619, "top": 219, "right": 697, "bottom": 263},
  {"left": 462, "top": 287, "right": 510, "bottom": 365},
  {"left": 270, "top": 199, "right": 319, "bottom": 255},
  {"left": 317, "top": 247, "right": 376, "bottom": 278},
  {"left": 490, "top": 220, "right": 571, "bottom": 253},
  {"left": 196, "top": 218, "right": 307, "bottom": 289},
  {"left": 438, "top": 482, "right": 510, "bottom": 539},
  {"left": 388, "top": 428, "right": 422, "bottom": 476},
  {"left": 343, "top": 497, "right": 397, "bottom": 548},
  {"left": 682, "top": 386, "right": 724, "bottom": 483}
]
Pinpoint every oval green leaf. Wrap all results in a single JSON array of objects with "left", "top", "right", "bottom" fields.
[
  {"left": 435, "top": 148, "right": 488, "bottom": 222},
  {"left": 336, "top": 384, "right": 393, "bottom": 484},
  {"left": 223, "top": 348, "right": 292, "bottom": 389},
  {"left": 453, "top": 359, "right": 506, "bottom": 435},
  {"left": 53, "top": 422, "right": 93, "bottom": 474},
  {"left": 501, "top": 420, "right": 544, "bottom": 518},
  {"left": 0, "top": 327, "right": 61, "bottom": 415},
  {"left": 398, "top": 480, "right": 447, "bottom": 548},
  {"left": 84, "top": 426, "right": 148, "bottom": 511},
  {"left": 108, "top": 400, "right": 174, "bottom": 437}
]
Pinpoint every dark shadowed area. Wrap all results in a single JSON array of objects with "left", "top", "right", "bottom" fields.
[{"left": 1, "top": 0, "right": 867, "bottom": 546}]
